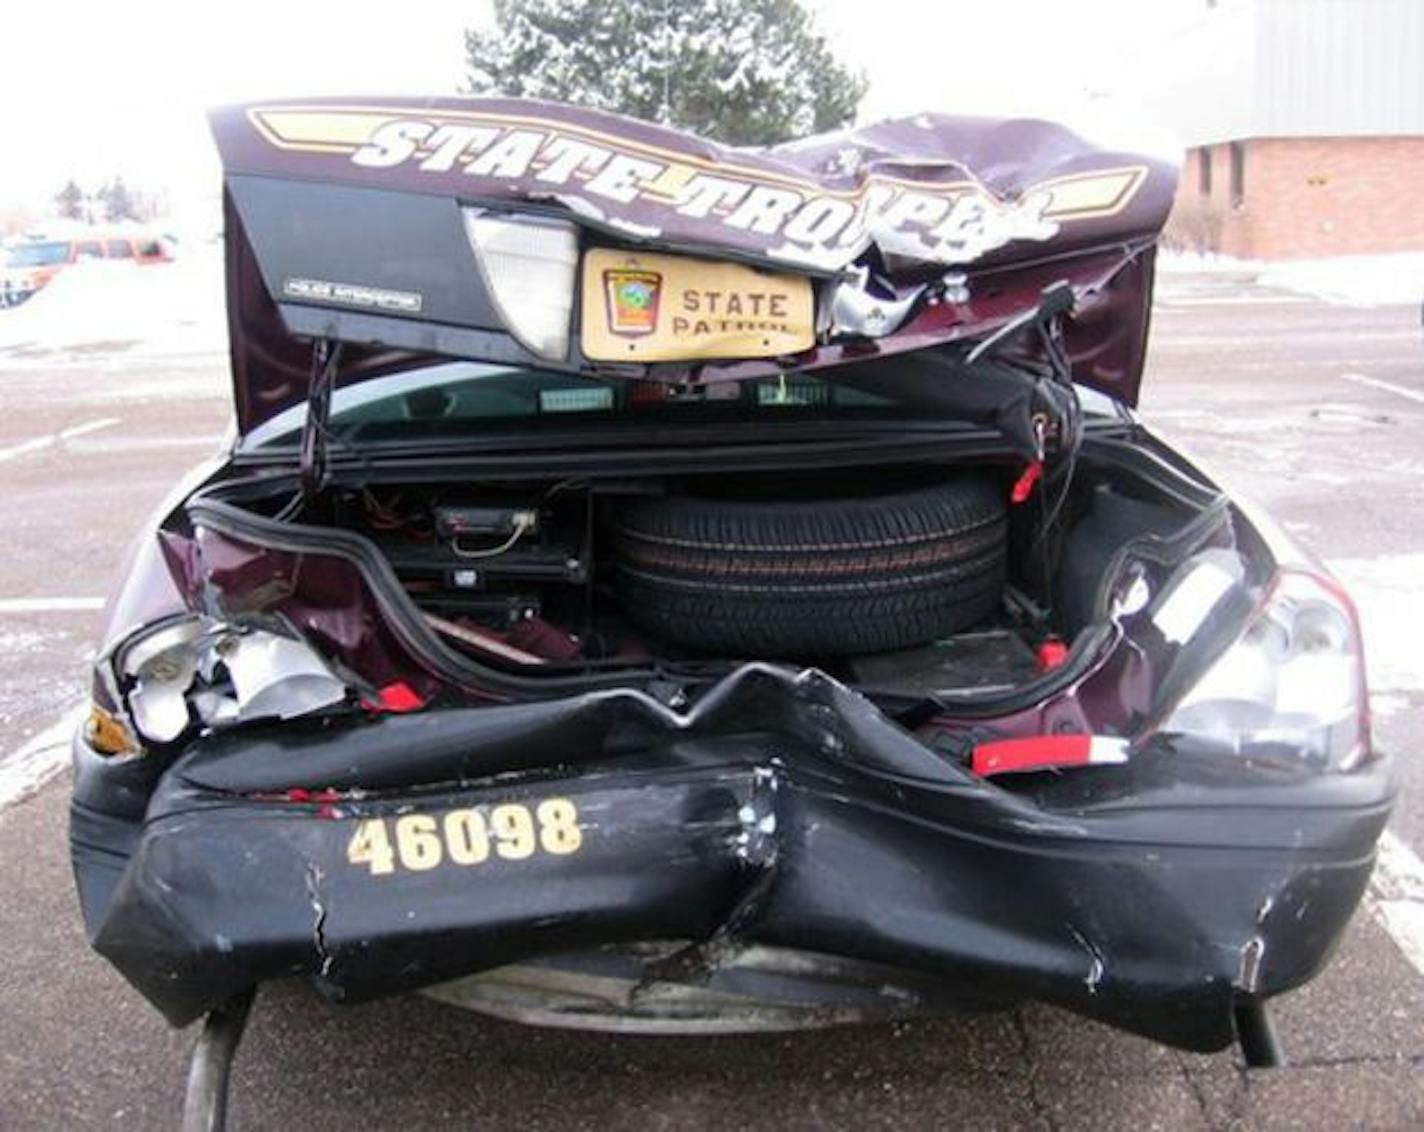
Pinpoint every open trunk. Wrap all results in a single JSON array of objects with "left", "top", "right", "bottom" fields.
[
  {"left": 191, "top": 94, "right": 1195, "bottom": 713},
  {"left": 186, "top": 434, "right": 1237, "bottom": 727}
]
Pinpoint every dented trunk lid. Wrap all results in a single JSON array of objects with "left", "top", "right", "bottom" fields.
[{"left": 210, "top": 97, "right": 1178, "bottom": 434}]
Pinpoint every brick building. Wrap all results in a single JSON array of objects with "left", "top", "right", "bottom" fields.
[{"left": 1153, "top": 0, "right": 1424, "bottom": 260}]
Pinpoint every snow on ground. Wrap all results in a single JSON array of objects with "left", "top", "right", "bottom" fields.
[
  {"left": 1157, "top": 250, "right": 1261, "bottom": 274},
  {"left": 0, "top": 704, "right": 84, "bottom": 810},
  {"left": 1261, "top": 252, "right": 1424, "bottom": 308},
  {"left": 1161, "top": 248, "right": 1424, "bottom": 307},
  {"left": 1328, "top": 553, "right": 1424, "bottom": 702},
  {"left": 0, "top": 248, "right": 226, "bottom": 361}
]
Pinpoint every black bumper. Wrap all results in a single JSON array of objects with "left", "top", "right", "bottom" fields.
[{"left": 70, "top": 665, "right": 1393, "bottom": 1051}]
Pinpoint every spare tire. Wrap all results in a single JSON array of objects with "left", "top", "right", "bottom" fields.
[{"left": 614, "top": 476, "right": 1007, "bottom": 657}]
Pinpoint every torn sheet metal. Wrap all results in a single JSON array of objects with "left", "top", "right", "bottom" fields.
[
  {"left": 212, "top": 100, "right": 1175, "bottom": 431},
  {"left": 215, "top": 99, "right": 1175, "bottom": 274},
  {"left": 117, "top": 616, "right": 348, "bottom": 743},
  {"left": 71, "top": 662, "right": 1391, "bottom": 1051}
]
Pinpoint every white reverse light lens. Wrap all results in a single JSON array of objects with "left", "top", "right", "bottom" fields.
[
  {"left": 464, "top": 211, "right": 579, "bottom": 361},
  {"left": 220, "top": 631, "right": 347, "bottom": 722},
  {"left": 121, "top": 618, "right": 209, "bottom": 743},
  {"left": 116, "top": 616, "right": 348, "bottom": 745},
  {"left": 1161, "top": 570, "right": 1369, "bottom": 769}
]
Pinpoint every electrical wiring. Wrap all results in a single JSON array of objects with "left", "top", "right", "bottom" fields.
[{"left": 450, "top": 512, "right": 537, "bottom": 559}]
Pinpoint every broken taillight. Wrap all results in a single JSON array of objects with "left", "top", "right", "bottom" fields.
[
  {"left": 98, "top": 614, "right": 349, "bottom": 749},
  {"left": 85, "top": 704, "right": 140, "bottom": 757}
]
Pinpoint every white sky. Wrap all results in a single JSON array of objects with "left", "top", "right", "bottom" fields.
[{"left": 0, "top": 0, "right": 1219, "bottom": 219}]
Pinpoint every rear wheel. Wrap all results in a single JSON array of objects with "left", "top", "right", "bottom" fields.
[{"left": 614, "top": 477, "right": 1008, "bottom": 657}]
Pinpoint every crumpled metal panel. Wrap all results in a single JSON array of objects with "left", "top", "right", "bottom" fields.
[
  {"left": 210, "top": 99, "right": 1175, "bottom": 430},
  {"left": 213, "top": 99, "right": 1175, "bottom": 274},
  {"left": 71, "top": 663, "right": 1392, "bottom": 1050}
]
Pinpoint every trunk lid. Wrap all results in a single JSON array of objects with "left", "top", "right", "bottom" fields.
[{"left": 210, "top": 97, "right": 1177, "bottom": 434}]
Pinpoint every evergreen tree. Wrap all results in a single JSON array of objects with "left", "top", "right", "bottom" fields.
[
  {"left": 465, "top": 0, "right": 866, "bottom": 146},
  {"left": 54, "top": 179, "right": 85, "bottom": 221},
  {"left": 100, "top": 176, "right": 138, "bottom": 223}
]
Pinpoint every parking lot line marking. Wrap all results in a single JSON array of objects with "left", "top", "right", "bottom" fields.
[
  {"left": 1371, "top": 829, "right": 1424, "bottom": 977},
  {"left": 0, "top": 597, "right": 104, "bottom": 613},
  {"left": 0, "top": 417, "right": 120, "bottom": 464},
  {"left": 0, "top": 705, "right": 84, "bottom": 812},
  {"left": 1342, "top": 372, "right": 1424, "bottom": 406},
  {"left": 0, "top": 435, "right": 56, "bottom": 463},
  {"left": 58, "top": 417, "right": 120, "bottom": 441}
]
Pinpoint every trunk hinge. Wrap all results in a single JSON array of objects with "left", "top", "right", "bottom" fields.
[
  {"left": 965, "top": 280, "right": 1076, "bottom": 370},
  {"left": 966, "top": 280, "right": 1082, "bottom": 468},
  {"left": 299, "top": 339, "right": 342, "bottom": 502}
]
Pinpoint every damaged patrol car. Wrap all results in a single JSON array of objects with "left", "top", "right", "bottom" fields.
[{"left": 71, "top": 97, "right": 1393, "bottom": 1115}]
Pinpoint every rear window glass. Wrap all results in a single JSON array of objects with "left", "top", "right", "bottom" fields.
[
  {"left": 240, "top": 357, "right": 1119, "bottom": 452},
  {"left": 242, "top": 362, "right": 902, "bottom": 450},
  {"left": 105, "top": 240, "right": 133, "bottom": 259},
  {"left": 76, "top": 242, "right": 103, "bottom": 259}
]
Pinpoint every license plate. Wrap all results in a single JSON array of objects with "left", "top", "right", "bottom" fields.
[{"left": 580, "top": 248, "right": 814, "bottom": 363}]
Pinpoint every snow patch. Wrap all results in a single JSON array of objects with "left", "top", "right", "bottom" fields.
[
  {"left": 1157, "top": 251, "right": 1260, "bottom": 274},
  {"left": 1328, "top": 554, "right": 1424, "bottom": 695},
  {"left": 1158, "top": 250, "right": 1424, "bottom": 307},
  {"left": 0, "top": 628, "right": 52, "bottom": 654},
  {"left": 0, "top": 250, "right": 227, "bottom": 361},
  {"left": 1370, "top": 693, "right": 1410, "bottom": 719},
  {"left": 1260, "top": 252, "right": 1424, "bottom": 307},
  {"left": 0, "top": 705, "right": 84, "bottom": 811}
]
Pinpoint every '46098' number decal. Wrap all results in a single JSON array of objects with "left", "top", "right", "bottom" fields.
[{"left": 346, "top": 798, "right": 582, "bottom": 876}]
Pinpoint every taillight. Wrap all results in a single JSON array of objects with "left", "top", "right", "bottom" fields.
[
  {"left": 1159, "top": 569, "right": 1370, "bottom": 770},
  {"left": 95, "top": 614, "right": 349, "bottom": 751},
  {"left": 463, "top": 210, "right": 579, "bottom": 361}
]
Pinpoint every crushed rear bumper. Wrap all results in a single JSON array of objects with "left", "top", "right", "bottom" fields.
[{"left": 69, "top": 665, "right": 1393, "bottom": 1051}]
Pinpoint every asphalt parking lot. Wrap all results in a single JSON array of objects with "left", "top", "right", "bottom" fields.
[{"left": 0, "top": 264, "right": 1421, "bottom": 1129}]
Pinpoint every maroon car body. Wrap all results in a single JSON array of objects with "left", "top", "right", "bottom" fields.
[
  {"left": 70, "top": 99, "right": 1391, "bottom": 1111},
  {"left": 210, "top": 97, "right": 1174, "bottom": 429}
]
